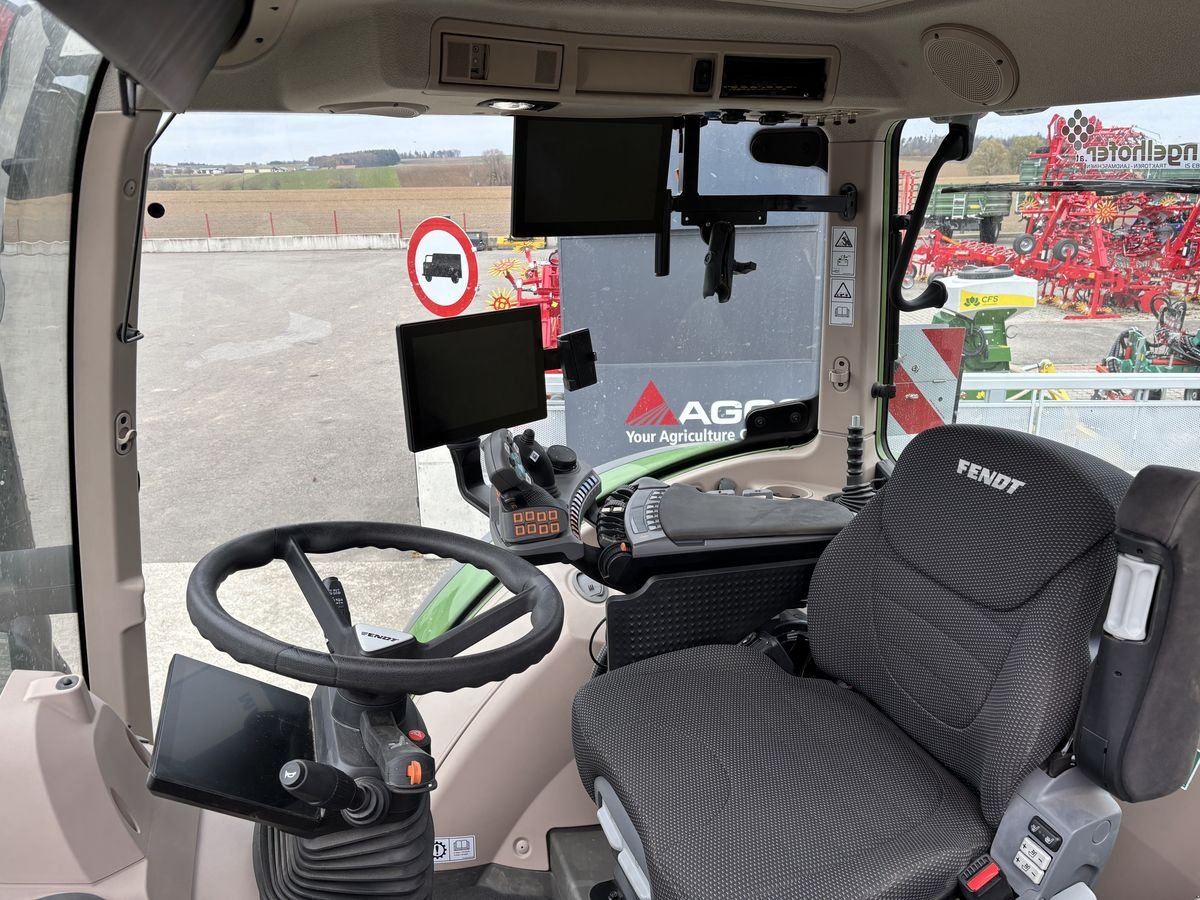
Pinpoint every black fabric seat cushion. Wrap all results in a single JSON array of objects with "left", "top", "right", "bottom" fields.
[{"left": 573, "top": 645, "right": 992, "bottom": 900}]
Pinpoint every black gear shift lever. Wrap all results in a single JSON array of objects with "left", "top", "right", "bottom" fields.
[{"left": 830, "top": 415, "right": 876, "bottom": 513}]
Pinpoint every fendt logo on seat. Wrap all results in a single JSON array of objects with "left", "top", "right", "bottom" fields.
[
  {"left": 957, "top": 458, "right": 1026, "bottom": 495},
  {"left": 624, "top": 381, "right": 782, "bottom": 447}
]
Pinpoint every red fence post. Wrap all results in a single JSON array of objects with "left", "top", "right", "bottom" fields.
[
  {"left": 397, "top": 209, "right": 404, "bottom": 239},
  {"left": 333, "top": 209, "right": 340, "bottom": 235},
  {"left": 204, "top": 211, "right": 212, "bottom": 238},
  {"left": 142, "top": 223, "right": 148, "bottom": 240},
  {"left": 268, "top": 211, "right": 276, "bottom": 237},
  {"left": 462, "top": 211, "right": 467, "bottom": 228}
]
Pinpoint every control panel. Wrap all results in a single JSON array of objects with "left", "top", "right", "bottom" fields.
[
  {"left": 467, "top": 428, "right": 601, "bottom": 561},
  {"left": 990, "top": 767, "right": 1119, "bottom": 899},
  {"left": 621, "top": 477, "right": 853, "bottom": 559},
  {"left": 498, "top": 506, "right": 565, "bottom": 544}
]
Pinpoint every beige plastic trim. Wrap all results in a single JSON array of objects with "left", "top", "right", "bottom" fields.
[
  {"left": 428, "top": 18, "right": 841, "bottom": 112},
  {"left": 417, "top": 561, "right": 605, "bottom": 871},
  {"left": 73, "top": 77, "right": 162, "bottom": 735},
  {"left": 0, "top": 671, "right": 199, "bottom": 898}
]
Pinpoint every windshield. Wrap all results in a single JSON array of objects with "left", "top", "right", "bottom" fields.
[
  {"left": 890, "top": 97, "right": 1200, "bottom": 471},
  {"left": 136, "top": 113, "right": 829, "bottom": 703}
]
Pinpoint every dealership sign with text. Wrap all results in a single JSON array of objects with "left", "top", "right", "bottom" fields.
[
  {"left": 1078, "top": 139, "right": 1200, "bottom": 170},
  {"left": 623, "top": 381, "right": 790, "bottom": 447}
]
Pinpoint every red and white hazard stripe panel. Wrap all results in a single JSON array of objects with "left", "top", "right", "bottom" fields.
[{"left": 887, "top": 324, "right": 967, "bottom": 454}]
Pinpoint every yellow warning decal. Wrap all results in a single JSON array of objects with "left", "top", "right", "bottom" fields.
[{"left": 960, "top": 291, "right": 1037, "bottom": 310}]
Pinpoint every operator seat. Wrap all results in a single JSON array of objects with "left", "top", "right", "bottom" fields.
[{"left": 572, "top": 425, "right": 1132, "bottom": 900}]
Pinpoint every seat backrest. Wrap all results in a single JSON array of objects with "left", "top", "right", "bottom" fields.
[{"left": 807, "top": 424, "right": 1131, "bottom": 825}]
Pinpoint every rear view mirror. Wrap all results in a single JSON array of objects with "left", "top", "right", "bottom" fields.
[{"left": 749, "top": 127, "right": 828, "bottom": 170}]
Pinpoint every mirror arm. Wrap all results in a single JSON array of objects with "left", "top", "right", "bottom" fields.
[{"left": 888, "top": 118, "right": 977, "bottom": 313}]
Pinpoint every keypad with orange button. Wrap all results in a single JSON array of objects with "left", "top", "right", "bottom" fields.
[{"left": 499, "top": 506, "right": 565, "bottom": 543}]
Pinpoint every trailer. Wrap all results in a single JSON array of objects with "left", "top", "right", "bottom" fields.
[{"left": 900, "top": 169, "right": 1011, "bottom": 242}]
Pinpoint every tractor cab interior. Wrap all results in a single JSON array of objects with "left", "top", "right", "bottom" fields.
[{"left": 2, "top": 2, "right": 1200, "bottom": 899}]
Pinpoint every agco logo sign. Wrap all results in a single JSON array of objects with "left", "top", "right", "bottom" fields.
[{"left": 624, "top": 381, "right": 782, "bottom": 446}]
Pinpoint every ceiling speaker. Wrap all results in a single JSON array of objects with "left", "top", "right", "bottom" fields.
[{"left": 921, "top": 25, "right": 1017, "bottom": 107}]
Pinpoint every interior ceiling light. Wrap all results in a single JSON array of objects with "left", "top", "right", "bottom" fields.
[{"left": 480, "top": 99, "right": 558, "bottom": 112}]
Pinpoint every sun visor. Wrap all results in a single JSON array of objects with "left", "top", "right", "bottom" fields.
[{"left": 39, "top": 0, "right": 249, "bottom": 111}]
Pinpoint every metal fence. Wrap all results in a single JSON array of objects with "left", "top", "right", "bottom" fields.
[{"left": 956, "top": 371, "right": 1200, "bottom": 471}]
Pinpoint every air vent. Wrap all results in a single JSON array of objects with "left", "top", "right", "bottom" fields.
[
  {"left": 444, "top": 39, "right": 472, "bottom": 80},
  {"left": 720, "top": 56, "right": 827, "bottom": 100},
  {"left": 570, "top": 473, "right": 601, "bottom": 536},
  {"left": 441, "top": 34, "right": 561, "bottom": 90},
  {"left": 535, "top": 49, "right": 558, "bottom": 86}
]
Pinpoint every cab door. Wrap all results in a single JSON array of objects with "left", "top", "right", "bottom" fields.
[{"left": 0, "top": 8, "right": 113, "bottom": 712}]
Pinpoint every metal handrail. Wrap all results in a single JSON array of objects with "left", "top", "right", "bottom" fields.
[{"left": 961, "top": 371, "right": 1200, "bottom": 390}]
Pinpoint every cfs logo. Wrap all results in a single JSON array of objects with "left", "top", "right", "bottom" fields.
[
  {"left": 625, "top": 381, "right": 778, "bottom": 428},
  {"left": 961, "top": 293, "right": 1000, "bottom": 309}
]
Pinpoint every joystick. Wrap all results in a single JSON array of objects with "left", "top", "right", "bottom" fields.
[
  {"left": 513, "top": 429, "right": 557, "bottom": 493},
  {"left": 829, "top": 415, "right": 876, "bottom": 513}
]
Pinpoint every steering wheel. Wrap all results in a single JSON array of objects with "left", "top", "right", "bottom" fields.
[{"left": 187, "top": 522, "right": 563, "bottom": 695}]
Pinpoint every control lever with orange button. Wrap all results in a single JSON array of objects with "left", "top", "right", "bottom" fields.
[{"left": 361, "top": 708, "right": 436, "bottom": 794}]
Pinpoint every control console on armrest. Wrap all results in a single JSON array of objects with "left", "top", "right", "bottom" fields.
[{"left": 625, "top": 479, "right": 854, "bottom": 558}]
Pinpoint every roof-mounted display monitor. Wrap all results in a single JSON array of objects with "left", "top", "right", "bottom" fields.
[{"left": 511, "top": 116, "right": 672, "bottom": 237}]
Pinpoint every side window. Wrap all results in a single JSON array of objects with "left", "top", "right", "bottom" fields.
[
  {"left": 0, "top": 7, "right": 102, "bottom": 690},
  {"left": 889, "top": 98, "right": 1200, "bottom": 472}
]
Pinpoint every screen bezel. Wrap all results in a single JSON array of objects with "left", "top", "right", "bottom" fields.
[
  {"left": 510, "top": 116, "right": 673, "bottom": 237},
  {"left": 397, "top": 306, "right": 547, "bottom": 452},
  {"left": 147, "top": 655, "right": 322, "bottom": 834}
]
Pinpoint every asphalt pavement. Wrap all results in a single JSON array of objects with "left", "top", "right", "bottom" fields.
[{"left": 136, "top": 249, "right": 534, "bottom": 707}]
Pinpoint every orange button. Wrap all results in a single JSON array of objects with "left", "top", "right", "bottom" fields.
[
  {"left": 406, "top": 760, "right": 423, "bottom": 785},
  {"left": 514, "top": 524, "right": 525, "bottom": 536}
]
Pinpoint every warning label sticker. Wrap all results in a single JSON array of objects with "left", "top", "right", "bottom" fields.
[
  {"left": 434, "top": 835, "right": 477, "bottom": 864},
  {"left": 829, "top": 300, "right": 855, "bottom": 327},
  {"left": 828, "top": 225, "right": 856, "bottom": 327},
  {"left": 831, "top": 250, "right": 856, "bottom": 278}
]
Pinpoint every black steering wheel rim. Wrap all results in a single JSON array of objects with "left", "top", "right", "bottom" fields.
[{"left": 186, "top": 522, "right": 563, "bottom": 695}]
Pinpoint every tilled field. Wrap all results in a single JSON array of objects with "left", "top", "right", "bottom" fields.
[{"left": 142, "top": 186, "right": 514, "bottom": 240}]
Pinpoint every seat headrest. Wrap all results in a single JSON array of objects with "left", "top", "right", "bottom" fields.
[{"left": 882, "top": 425, "right": 1131, "bottom": 609}]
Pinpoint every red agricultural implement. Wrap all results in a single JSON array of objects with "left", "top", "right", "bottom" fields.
[
  {"left": 488, "top": 247, "right": 563, "bottom": 351},
  {"left": 909, "top": 112, "right": 1200, "bottom": 318}
]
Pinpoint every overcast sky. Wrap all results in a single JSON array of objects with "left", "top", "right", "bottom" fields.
[
  {"left": 152, "top": 96, "right": 1200, "bottom": 164},
  {"left": 153, "top": 112, "right": 516, "bottom": 164},
  {"left": 903, "top": 97, "right": 1200, "bottom": 143}
]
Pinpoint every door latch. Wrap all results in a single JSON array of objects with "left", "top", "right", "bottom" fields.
[
  {"left": 828, "top": 356, "right": 851, "bottom": 392},
  {"left": 114, "top": 411, "right": 137, "bottom": 455}
]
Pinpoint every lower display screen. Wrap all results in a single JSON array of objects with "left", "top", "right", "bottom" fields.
[{"left": 148, "top": 655, "right": 321, "bottom": 832}]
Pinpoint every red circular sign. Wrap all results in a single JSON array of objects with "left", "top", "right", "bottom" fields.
[{"left": 406, "top": 216, "right": 480, "bottom": 317}]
